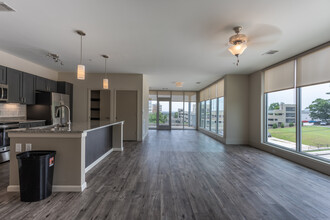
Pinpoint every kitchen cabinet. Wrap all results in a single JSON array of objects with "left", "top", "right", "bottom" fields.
[
  {"left": 7, "top": 68, "right": 35, "bottom": 104},
  {"left": 0, "top": 65, "right": 7, "bottom": 84},
  {"left": 35, "top": 76, "right": 57, "bottom": 92},
  {"left": 57, "top": 81, "right": 73, "bottom": 122},
  {"left": 20, "top": 73, "right": 35, "bottom": 105},
  {"left": 7, "top": 68, "right": 21, "bottom": 103}
]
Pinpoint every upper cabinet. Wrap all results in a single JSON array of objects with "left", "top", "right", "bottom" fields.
[
  {"left": 0, "top": 66, "right": 7, "bottom": 84},
  {"left": 20, "top": 73, "right": 35, "bottom": 105},
  {"left": 7, "top": 68, "right": 21, "bottom": 103},
  {"left": 35, "top": 76, "right": 57, "bottom": 92},
  {"left": 7, "top": 68, "right": 35, "bottom": 104}
]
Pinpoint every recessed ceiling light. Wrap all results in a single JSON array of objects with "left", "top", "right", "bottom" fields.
[{"left": 175, "top": 82, "right": 183, "bottom": 87}]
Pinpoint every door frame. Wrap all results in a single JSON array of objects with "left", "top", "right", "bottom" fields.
[{"left": 157, "top": 97, "right": 171, "bottom": 130}]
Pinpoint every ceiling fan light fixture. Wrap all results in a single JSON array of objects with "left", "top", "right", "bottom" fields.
[
  {"left": 228, "top": 43, "right": 247, "bottom": 56},
  {"left": 228, "top": 26, "right": 248, "bottom": 66}
]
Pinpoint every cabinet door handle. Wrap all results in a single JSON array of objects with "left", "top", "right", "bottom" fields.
[{"left": 1, "top": 88, "right": 3, "bottom": 99}]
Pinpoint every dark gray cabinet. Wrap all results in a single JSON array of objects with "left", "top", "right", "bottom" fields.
[
  {"left": 35, "top": 76, "right": 57, "bottom": 92},
  {"left": 7, "top": 68, "right": 21, "bottom": 103},
  {"left": 0, "top": 66, "right": 6, "bottom": 84},
  {"left": 7, "top": 68, "right": 35, "bottom": 104},
  {"left": 20, "top": 73, "right": 35, "bottom": 105}
]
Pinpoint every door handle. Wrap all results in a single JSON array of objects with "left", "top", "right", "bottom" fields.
[{"left": 1, "top": 88, "right": 3, "bottom": 99}]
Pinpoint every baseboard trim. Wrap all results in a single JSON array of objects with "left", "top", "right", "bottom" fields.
[
  {"left": 113, "top": 148, "right": 123, "bottom": 152},
  {"left": 7, "top": 182, "right": 87, "bottom": 192},
  {"left": 85, "top": 149, "right": 113, "bottom": 173}
]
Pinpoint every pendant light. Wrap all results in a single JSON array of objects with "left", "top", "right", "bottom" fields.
[
  {"left": 101, "top": 55, "right": 109, "bottom": 89},
  {"left": 76, "top": 30, "right": 86, "bottom": 80}
]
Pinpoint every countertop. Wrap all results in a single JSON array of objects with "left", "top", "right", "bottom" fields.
[
  {"left": 0, "top": 119, "right": 46, "bottom": 124},
  {"left": 8, "top": 120, "right": 124, "bottom": 134}
]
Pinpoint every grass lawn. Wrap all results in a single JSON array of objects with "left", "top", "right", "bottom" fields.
[{"left": 269, "top": 126, "right": 330, "bottom": 147}]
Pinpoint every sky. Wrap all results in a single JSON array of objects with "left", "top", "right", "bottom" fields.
[{"left": 268, "top": 83, "right": 330, "bottom": 110}]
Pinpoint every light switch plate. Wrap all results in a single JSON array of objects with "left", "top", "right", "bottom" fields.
[
  {"left": 25, "top": 143, "right": 32, "bottom": 151},
  {"left": 15, "top": 143, "right": 22, "bottom": 152}
]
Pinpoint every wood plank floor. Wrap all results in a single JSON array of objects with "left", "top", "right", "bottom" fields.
[{"left": 0, "top": 130, "right": 330, "bottom": 220}]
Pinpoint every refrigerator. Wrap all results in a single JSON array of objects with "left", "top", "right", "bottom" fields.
[{"left": 27, "top": 92, "right": 70, "bottom": 125}]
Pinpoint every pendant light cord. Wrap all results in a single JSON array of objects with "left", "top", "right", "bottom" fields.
[{"left": 80, "top": 35, "right": 83, "bottom": 64}]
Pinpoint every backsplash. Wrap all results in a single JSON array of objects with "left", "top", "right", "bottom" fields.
[{"left": 0, "top": 103, "right": 26, "bottom": 118}]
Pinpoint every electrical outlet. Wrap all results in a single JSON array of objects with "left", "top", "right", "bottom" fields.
[
  {"left": 25, "top": 143, "right": 32, "bottom": 151},
  {"left": 15, "top": 143, "right": 22, "bottom": 152}
]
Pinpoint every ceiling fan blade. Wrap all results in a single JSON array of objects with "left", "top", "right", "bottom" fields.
[{"left": 247, "top": 24, "right": 282, "bottom": 47}]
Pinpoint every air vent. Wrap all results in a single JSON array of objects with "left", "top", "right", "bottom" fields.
[
  {"left": 263, "top": 50, "right": 279, "bottom": 55},
  {"left": 0, "top": 2, "right": 15, "bottom": 11}
]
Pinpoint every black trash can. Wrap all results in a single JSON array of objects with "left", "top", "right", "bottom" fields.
[{"left": 16, "top": 151, "right": 56, "bottom": 202}]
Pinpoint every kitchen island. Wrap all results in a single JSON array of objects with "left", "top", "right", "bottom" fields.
[{"left": 7, "top": 121, "right": 124, "bottom": 192}]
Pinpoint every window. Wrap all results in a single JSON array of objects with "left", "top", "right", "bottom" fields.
[
  {"left": 286, "top": 107, "right": 295, "bottom": 112},
  {"left": 171, "top": 92, "right": 184, "bottom": 129},
  {"left": 266, "top": 89, "right": 296, "bottom": 150},
  {"left": 205, "top": 100, "right": 210, "bottom": 130},
  {"left": 211, "top": 99, "right": 217, "bottom": 133},
  {"left": 184, "top": 92, "right": 197, "bottom": 129},
  {"left": 301, "top": 82, "right": 330, "bottom": 161},
  {"left": 263, "top": 46, "right": 330, "bottom": 163},
  {"left": 200, "top": 101, "right": 205, "bottom": 128},
  {"left": 218, "top": 97, "right": 224, "bottom": 136},
  {"left": 286, "top": 113, "right": 295, "bottom": 117},
  {"left": 148, "top": 91, "right": 157, "bottom": 128}
]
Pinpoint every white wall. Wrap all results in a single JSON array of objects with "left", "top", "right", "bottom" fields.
[
  {"left": 0, "top": 50, "right": 58, "bottom": 80},
  {"left": 142, "top": 76, "right": 149, "bottom": 140},
  {"left": 224, "top": 75, "right": 249, "bottom": 145},
  {"left": 58, "top": 72, "right": 144, "bottom": 141}
]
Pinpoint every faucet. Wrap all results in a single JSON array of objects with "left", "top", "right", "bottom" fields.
[{"left": 55, "top": 104, "right": 71, "bottom": 131}]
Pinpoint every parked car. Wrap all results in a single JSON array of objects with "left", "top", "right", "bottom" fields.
[
  {"left": 267, "top": 132, "right": 272, "bottom": 137},
  {"left": 320, "top": 121, "right": 328, "bottom": 126}
]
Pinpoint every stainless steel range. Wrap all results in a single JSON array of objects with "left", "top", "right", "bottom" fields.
[{"left": 0, "top": 121, "right": 19, "bottom": 163}]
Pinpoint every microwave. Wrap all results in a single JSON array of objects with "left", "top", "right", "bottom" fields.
[{"left": 0, "top": 84, "right": 8, "bottom": 102}]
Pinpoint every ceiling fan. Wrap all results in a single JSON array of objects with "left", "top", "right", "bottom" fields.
[{"left": 225, "top": 24, "right": 282, "bottom": 66}]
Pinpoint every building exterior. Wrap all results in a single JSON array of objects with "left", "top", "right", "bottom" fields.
[{"left": 267, "top": 103, "right": 296, "bottom": 127}]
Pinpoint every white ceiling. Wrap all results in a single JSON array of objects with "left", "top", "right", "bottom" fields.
[{"left": 0, "top": 0, "right": 329, "bottom": 91}]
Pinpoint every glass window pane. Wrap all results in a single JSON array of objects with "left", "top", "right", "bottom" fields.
[
  {"left": 218, "top": 97, "right": 224, "bottom": 136},
  {"left": 171, "top": 92, "right": 184, "bottom": 129},
  {"left": 158, "top": 101, "right": 170, "bottom": 125},
  {"left": 266, "top": 89, "right": 296, "bottom": 150},
  {"left": 206, "top": 100, "right": 211, "bottom": 130},
  {"left": 301, "top": 82, "right": 330, "bottom": 161},
  {"left": 211, "top": 99, "right": 217, "bottom": 133},
  {"left": 148, "top": 100, "right": 157, "bottom": 128},
  {"left": 200, "top": 101, "right": 205, "bottom": 128}
]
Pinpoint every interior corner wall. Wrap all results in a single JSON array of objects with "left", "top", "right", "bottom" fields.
[
  {"left": 0, "top": 50, "right": 58, "bottom": 80},
  {"left": 58, "top": 73, "right": 144, "bottom": 141},
  {"left": 224, "top": 75, "right": 249, "bottom": 145},
  {"left": 142, "top": 75, "right": 149, "bottom": 140},
  {"left": 248, "top": 71, "right": 330, "bottom": 176}
]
